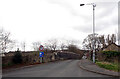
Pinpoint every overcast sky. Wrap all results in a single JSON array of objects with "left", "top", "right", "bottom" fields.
[{"left": 0, "top": 0, "right": 119, "bottom": 51}]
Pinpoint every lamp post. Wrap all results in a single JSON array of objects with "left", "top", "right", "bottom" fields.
[{"left": 80, "top": 3, "right": 96, "bottom": 63}]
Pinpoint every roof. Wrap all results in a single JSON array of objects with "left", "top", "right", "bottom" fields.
[
  {"left": 118, "top": 45, "right": 120, "bottom": 47},
  {"left": 102, "top": 43, "right": 120, "bottom": 50},
  {"left": 109, "top": 43, "right": 120, "bottom": 48}
]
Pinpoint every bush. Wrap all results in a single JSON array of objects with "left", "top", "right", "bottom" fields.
[
  {"left": 2, "top": 62, "right": 14, "bottom": 68},
  {"left": 102, "top": 51, "right": 120, "bottom": 58},
  {"left": 12, "top": 50, "right": 23, "bottom": 64}
]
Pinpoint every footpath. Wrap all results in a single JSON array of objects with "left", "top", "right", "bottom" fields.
[{"left": 78, "top": 59, "right": 120, "bottom": 77}]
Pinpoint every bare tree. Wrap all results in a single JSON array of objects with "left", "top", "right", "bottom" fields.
[
  {"left": 0, "top": 29, "right": 15, "bottom": 53},
  {"left": 106, "top": 34, "right": 116, "bottom": 45},
  {"left": 21, "top": 41, "right": 26, "bottom": 51},
  {"left": 47, "top": 39, "right": 58, "bottom": 52},
  {"left": 44, "top": 43, "right": 50, "bottom": 50},
  {"left": 82, "top": 33, "right": 99, "bottom": 50},
  {"left": 32, "top": 41, "right": 41, "bottom": 51},
  {"left": 60, "top": 43, "right": 67, "bottom": 51},
  {"left": 67, "top": 44, "right": 77, "bottom": 52},
  {"left": 99, "top": 35, "right": 106, "bottom": 48},
  {"left": 111, "top": 34, "right": 116, "bottom": 44},
  {"left": 118, "top": 32, "right": 120, "bottom": 45},
  {"left": 66, "top": 40, "right": 78, "bottom": 46},
  {"left": 106, "top": 34, "right": 111, "bottom": 45},
  {"left": 83, "top": 34, "right": 117, "bottom": 51}
]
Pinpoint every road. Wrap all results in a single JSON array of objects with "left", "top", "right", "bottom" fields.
[{"left": 3, "top": 60, "right": 109, "bottom": 77}]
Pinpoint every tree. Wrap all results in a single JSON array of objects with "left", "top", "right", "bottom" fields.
[
  {"left": 83, "top": 34, "right": 117, "bottom": 50},
  {"left": 67, "top": 44, "right": 84, "bottom": 57},
  {"left": 106, "top": 34, "right": 111, "bottom": 45},
  {"left": 32, "top": 41, "right": 41, "bottom": 51},
  {"left": 0, "top": 29, "right": 15, "bottom": 53},
  {"left": 47, "top": 39, "right": 58, "bottom": 52},
  {"left": 12, "top": 50, "right": 23, "bottom": 64},
  {"left": 82, "top": 33, "right": 99, "bottom": 51},
  {"left": 111, "top": 34, "right": 116, "bottom": 44},
  {"left": 60, "top": 43, "right": 67, "bottom": 51},
  {"left": 67, "top": 44, "right": 78, "bottom": 52},
  {"left": 66, "top": 40, "right": 79, "bottom": 46},
  {"left": 118, "top": 32, "right": 120, "bottom": 45},
  {"left": 21, "top": 41, "right": 26, "bottom": 51},
  {"left": 106, "top": 34, "right": 116, "bottom": 45},
  {"left": 98, "top": 35, "right": 106, "bottom": 48}
]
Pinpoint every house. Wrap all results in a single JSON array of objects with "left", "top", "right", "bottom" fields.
[
  {"left": 97, "top": 43, "right": 120, "bottom": 62},
  {"left": 103, "top": 43, "right": 120, "bottom": 52}
]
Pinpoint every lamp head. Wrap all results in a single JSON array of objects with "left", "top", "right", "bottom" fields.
[{"left": 80, "top": 4, "right": 85, "bottom": 6}]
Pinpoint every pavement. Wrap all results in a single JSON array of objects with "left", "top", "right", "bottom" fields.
[
  {"left": 2, "top": 60, "right": 110, "bottom": 77},
  {"left": 78, "top": 59, "right": 120, "bottom": 77}
]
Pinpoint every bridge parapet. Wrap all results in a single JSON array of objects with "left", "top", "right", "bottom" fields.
[{"left": 54, "top": 51, "right": 82, "bottom": 60}]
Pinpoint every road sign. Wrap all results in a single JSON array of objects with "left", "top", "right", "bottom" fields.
[
  {"left": 39, "top": 52, "right": 44, "bottom": 57},
  {"left": 39, "top": 45, "right": 44, "bottom": 51}
]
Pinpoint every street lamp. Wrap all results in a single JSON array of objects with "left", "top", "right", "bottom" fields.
[{"left": 80, "top": 3, "right": 96, "bottom": 63}]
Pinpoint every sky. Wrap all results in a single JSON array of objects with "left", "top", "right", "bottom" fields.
[{"left": 0, "top": 0, "right": 119, "bottom": 51}]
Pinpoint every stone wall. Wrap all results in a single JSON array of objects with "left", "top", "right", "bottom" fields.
[
  {"left": 2, "top": 56, "right": 13, "bottom": 65},
  {"left": 2, "top": 51, "right": 56, "bottom": 67},
  {"left": 2, "top": 51, "right": 82, "bottom": 68},
  {"left": 57, "top": 52, "right": 81, "bottom": 59}
]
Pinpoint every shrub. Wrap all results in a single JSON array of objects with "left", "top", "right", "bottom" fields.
[
  {"left": 12, "top": 50, "right": 23, "bottom": 64},
  {"left": 7, "top": 62, "right": 14, "bottom": 66},
  {"left": 102, "top": 51, "right": 120, "bottom": 58}
]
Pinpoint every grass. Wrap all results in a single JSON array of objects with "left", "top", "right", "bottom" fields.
[{"left": 96, "top": 61, "right": 119, "bottom": 72}]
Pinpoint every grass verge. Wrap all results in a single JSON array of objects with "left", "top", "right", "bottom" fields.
[{"left": 96, "top": 61, "right": 119, "bottom": 72}]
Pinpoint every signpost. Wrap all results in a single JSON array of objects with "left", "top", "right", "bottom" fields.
[
  {"left": 39, "top": 52, "right": 44, "bottom": 57},
  {"left": 39, "top": 45, "right": 44, "bottom": 51},
  {"left": 39, "top": 45, "right": 44, "bottom": 63}
]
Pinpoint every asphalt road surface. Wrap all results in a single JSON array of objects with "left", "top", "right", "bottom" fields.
[{"left": 3, "top": 60, "right": 110, "bottom": 77}]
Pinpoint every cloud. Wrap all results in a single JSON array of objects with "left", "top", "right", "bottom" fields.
[
  {"left": 0, "top": 0, "right": 119, "bottom": 51},
  {"left": 72, "top": 24, "right": 92, "bottom": 33},
  {"left": 72, "top": 2, "right": 118, "bottom": 34}
]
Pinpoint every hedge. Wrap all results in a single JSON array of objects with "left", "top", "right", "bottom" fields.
[{"left": 102, "top": 51, "right": 120, "bottom": 58}]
